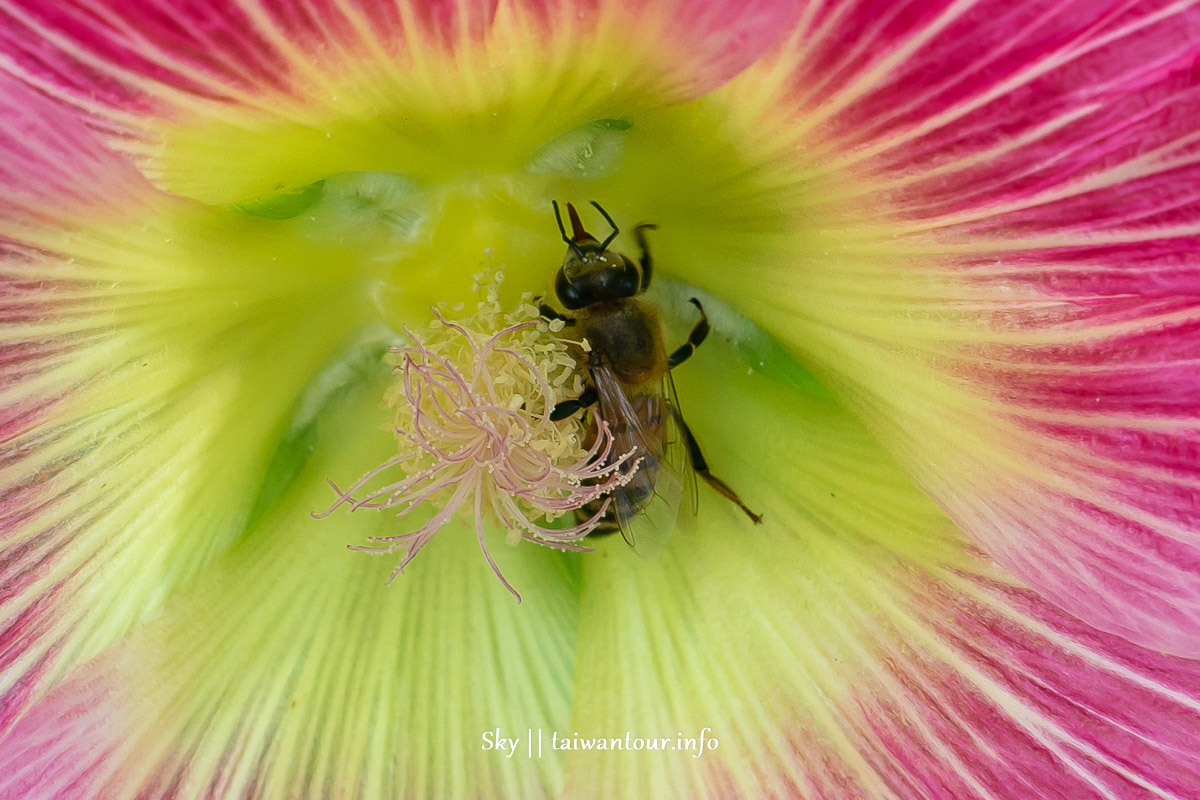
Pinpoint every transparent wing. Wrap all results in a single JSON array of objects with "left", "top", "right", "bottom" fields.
[
  {"left": 590, "top": 363, "right": 695, "bottom": 558},
  {"left": 664, "top": 370, "right": 700, "bottom": 524}
]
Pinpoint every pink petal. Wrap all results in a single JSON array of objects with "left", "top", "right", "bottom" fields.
[
  {"left": 705, "top": 0, "right": 1200, "bottom": 656},
  {"left": 0, "top": 0, "right": 495, "bottom": 111},
  {"left": 829, "top": 570, "right": 1200, "bottom": 799},
  {"left": 699, "top": 574, "right": 1200, "bottom": 799},
  {"left": 0, "top": 0, "right": 795, "bottom": 121},
  {"left": 651, "top": 0, "right": 806, "bottom": 93}
]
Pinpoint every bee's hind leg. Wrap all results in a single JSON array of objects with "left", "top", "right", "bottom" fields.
[
  {"left": 675, "top": 410, "right": 763, "bottom": 525},
  {"left": 576, "top": 501, "right": 621, "bottom": 537}
]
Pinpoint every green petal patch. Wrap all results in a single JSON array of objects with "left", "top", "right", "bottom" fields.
[
  {"left": 230, "top": 180, "right": 326, "bottom": 219},
  {"left": 527, "top": 119, "right": 632, "bottom": 179},
  {"left": 0, "top": 194, "right": 372, "bottom": 731}
]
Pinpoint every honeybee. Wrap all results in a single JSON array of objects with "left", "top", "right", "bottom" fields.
[{"left": 540, "top": 201, "right": 762, "bottom": 554}]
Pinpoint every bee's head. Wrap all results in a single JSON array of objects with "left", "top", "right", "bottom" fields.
[{"left": 552, "top": 201, "right": 641, "bottom": 310}]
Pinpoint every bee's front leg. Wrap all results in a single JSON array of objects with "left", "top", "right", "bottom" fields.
[
  {"left": 634, "top": 223, "right": 658, "bottom": 291},
  {"left": 667, "top": 297, "right": 709, "bottom": 368},
  {"left": 537, "top": 298, "right": 575, "bottom": 327},
  {"left": 550, "top": 386, "right": 598, "bottom": 421}
]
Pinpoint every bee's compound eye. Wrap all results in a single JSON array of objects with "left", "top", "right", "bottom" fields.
[
  {"left": 615, "top": 264, "right": 639, "bottom": 297},
  {"left": 555, "top": 269, "right": 586, "bottom": 309}
]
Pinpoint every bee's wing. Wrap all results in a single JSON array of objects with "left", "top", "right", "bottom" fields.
[{"left": 591, "top": 364, "right": 695, "bottom": 558}]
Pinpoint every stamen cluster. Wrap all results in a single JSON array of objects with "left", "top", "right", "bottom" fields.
[{"left": 316, "top": 273, "right": 634, "bottom": 599}]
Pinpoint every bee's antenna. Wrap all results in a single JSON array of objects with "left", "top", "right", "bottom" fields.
[
  {"left": 552, "top": 201, "right": 583, "bottom": 257},
  {"left": 590, "top": 201, "right": 620, "bottom": 251}
]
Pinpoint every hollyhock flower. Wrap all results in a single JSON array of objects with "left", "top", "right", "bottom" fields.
[{"left": 2, "top": 1, "right": 1200, "bottom": 798}]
